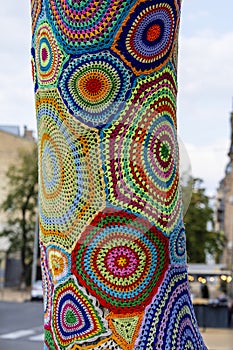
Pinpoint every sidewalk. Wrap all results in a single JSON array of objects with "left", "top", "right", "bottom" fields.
[
  {"left": 0, "top": 287, "right": 31, "bottom": 302},
  {"left": 201, "top": 328, "right": 233, "bottom": 350}
]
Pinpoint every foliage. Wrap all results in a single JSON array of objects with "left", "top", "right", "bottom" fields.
[
  {"left": 184, "top": 178, "right": 226, "bottom": 263},
  {"left": 0, "top": 145, "right": 38, "bottom": 285}
]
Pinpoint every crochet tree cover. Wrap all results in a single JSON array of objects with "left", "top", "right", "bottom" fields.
[{"left": 31, "top": 1, "right": 207, "bottom": 349}]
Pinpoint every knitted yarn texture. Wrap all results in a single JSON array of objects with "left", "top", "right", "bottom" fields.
[{"left": 31, "top": 1, "right": 207, "bottom": 349}]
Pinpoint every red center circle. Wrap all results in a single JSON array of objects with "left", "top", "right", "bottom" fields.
[
  {"left": 146, "top": 24, "right": 161, "bottom": 42},
  {"left": 41, "top": 47, "right": 48, "bottom": 61},
  {"left": 85, "top": 78, "right": 102, "bottom": 94}
]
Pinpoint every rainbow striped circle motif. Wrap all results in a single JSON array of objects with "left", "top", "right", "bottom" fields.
[
  {"left": 44, "top": 0, "right": 136, "bottom": 54},
  {"left": 52, "top": 278, "right": 110, "bottom": 347},
  {"left": 135, "top": 266, "right": 207, "bottom": 350},
  {"left": 37, "top": 89, "right": 105, "bottom": 251},
  {"left": 35, "top": 21, "right": 66, "bottom": 88},
  {"left": 71, "top": 208, "right": 169, "bottom": 313},
  {"left": 112, "top": 0, "right": 180, "bottom": 75},
  {"left": 47, "top": 245, "right": 71, "bottom": 284},
  {"left": 58, "top": 52, "right": 132, "bottom": 128},
  {"left": 102, "top": 64, "right": 181, "bottom": 235}
]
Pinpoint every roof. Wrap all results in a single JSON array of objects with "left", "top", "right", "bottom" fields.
[{"left": 0, "top": 125, "right": 20, "bottom": 137}]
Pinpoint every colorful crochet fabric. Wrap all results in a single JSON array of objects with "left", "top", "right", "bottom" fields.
[
  {"left": 44, "top": 0, "right": 137, "bottom": 54},
  {"left": 47, "top": 244, "right": 71, "bottom": 284},
  {"left": 44, "top": 326, "right": 58, "bottom": 350},
  {"left": 40, "top": 243, "right": 53, "bottom": 326},
  {"left": 71, "top": 208, "right": 169, "bottom": 313},
  {"left": 111, "top": 0, "right": 181, "bottom": 75},
  {"left": 58, "top": 51, "right": 132, "bottom": 127},
  {"left": 31, "top": 0, "right": 42, "bottom": 36},
  {"left": 135, "top": 265, "right": 208, "bottom": 350},
  {"left": 31, "top": 0, "right": 207, "bottom": 349},
  {"left": 101, "top": 63, "right": 181, "bottom": 235},
  {"left": 37, "top": 89, "right": 105, "bottom": 251},
  {"left": 52, "top": 277, "right": 110, "bottom": 348},
  {"left": 35, "top": 20, "right": 67, "bottom": 88}
]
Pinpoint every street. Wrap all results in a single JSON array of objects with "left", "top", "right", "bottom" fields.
[
  {"left": 0, "top": 300, "right": 43, "bottom": 350},
  {"left": 1, "top": 299, "right": 233, "bottom": 349}
]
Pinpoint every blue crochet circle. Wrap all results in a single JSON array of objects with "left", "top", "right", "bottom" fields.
[{"left": 58, "top": 51, "right": 132, "bottom": 128}]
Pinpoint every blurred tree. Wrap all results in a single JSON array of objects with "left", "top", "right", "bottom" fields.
[
  {"left": 184, "top": 178, "right": 226, "bottom": 263},
  {"left": 0, "top": 145, "right": 38, "bottom": 286}
]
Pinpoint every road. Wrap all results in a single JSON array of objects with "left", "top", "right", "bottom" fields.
[
  {"left": 1, "top": 300, "right": 233, "bottom": 350},
  {"left": 0, "top": 300, "right": 43, "bottom": 350}
]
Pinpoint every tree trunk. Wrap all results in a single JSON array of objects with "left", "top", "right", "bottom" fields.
[
  {"left": 20, "top": 186, "right": 35, "bottom": 288},
  {"left": 20, "top": 208, "right": 27, "bottom": 289},
  {"left": 31, "top": 0, "right": 207, "bottom": 348}
]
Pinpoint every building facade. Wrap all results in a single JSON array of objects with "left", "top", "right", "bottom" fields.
[
  {"left": 216, "top": 110, "right": 233, "bottom": 271},
  {"left": 0, "top": 126, "right": 36, "bottom": 287}
]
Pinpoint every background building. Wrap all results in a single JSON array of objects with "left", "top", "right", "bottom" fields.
[
  {"left": 0, "top": 126, "right": 35, "bottom": 287},
  {"left": 216, "top": 109, "right": 233, "bottom": 272}
]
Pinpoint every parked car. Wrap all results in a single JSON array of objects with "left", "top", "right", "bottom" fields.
[{"left": 31, "top": 280, "right": 43, "bottom": 301}]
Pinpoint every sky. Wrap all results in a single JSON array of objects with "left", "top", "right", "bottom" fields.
[
  {"left": 0, "top": 0, "right": 232, "bottom": 196},
  {"left": 178, "top": 0, "right": 233, "bottom": 196}
]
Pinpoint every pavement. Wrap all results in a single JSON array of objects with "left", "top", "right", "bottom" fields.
[
  {"left": 0, "top": 299, "right": 43, "bottom": 350},
  {"left": 0, "top": 287, "right": 233, "bottom": 349},
  {"left": 201, "top": 328, "right": 233, "bottom": 350},
  {"left": 0, "top": 287, "right": 31, "bottom": 303}
]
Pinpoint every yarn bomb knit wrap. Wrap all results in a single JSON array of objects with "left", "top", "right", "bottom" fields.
[{"left": 31, "top": 0, "right": 207, "bottom": 349}]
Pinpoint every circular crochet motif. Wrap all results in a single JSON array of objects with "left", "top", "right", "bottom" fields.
[
  {"left": 52, "top": 278, "right": 110, "bottom": 347},
  {"left": 44, "top": 0, "right": 137, "bottom": 54},
  {"left": 41, "top": 243, "right": 53, "bottom": 326},
  {"left": 135, "top": 265, "right": 207, "bottom": 350},
  {"left": 101, "top": 64, "right": 181, "bottom": 235},
  {"left": 35, "top": 21, "right": 66, "bottom": 88},
  {"left": 47, "top": 245, "right": 71, "bottom": 284},
  {"left": 58, "top": 52, "right": 132, "bottom": 128},
  {"left": 36, "top": 89, "right": 105, "bottom": 251},
  {"left": 169, "top": 218, "right": 186, "bottom": 264},
  {"left": 112, "top": 0, "right": 180, "bottom": 75},
  {"left": 71, "top": 208, "right": 169, "bottom": 313}
]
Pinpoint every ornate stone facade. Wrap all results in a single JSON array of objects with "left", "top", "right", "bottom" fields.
[{"left": 216, "top": 110, "right": 233, "bottom": 270}]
